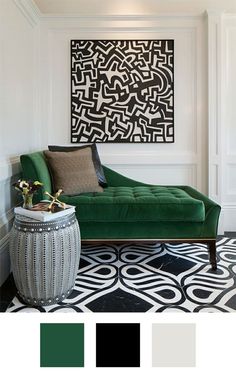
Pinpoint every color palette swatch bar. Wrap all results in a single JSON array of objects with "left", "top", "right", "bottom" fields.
[
  {"left": 96, "top": 323, "right": 140, "bottom": 367},
  {"left": 40, "top": 323, "right": 84, "bottom": 367},
  {"left": 40, "top": 322, "right": 196, "bottom": 368},
  {"left": 152, "top": 323, "right": 196, "bottom": 367}
]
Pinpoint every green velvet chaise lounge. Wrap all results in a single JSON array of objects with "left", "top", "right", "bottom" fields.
[{"left": 20, "top": 152, "right": 221, "bottom": 270}]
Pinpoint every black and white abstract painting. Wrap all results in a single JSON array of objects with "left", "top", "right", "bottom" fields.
[{"left": 71, "top": 40, "right": 174, "bottom": 143}]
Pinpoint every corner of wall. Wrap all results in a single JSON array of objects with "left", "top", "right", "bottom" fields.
[
  {"left": 13, "top": 0, "right": 41, "bottom": 27},
  {"left": 0, "top": 0, "right": 41, "bottom": 286}
]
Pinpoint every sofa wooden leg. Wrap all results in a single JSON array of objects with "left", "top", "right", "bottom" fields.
[{"left": 208, "top": 240, "right": 217, "bottom": 270}]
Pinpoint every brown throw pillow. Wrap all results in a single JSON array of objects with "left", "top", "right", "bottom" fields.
[
  {"left": 44, "top": 148, "right": 103, "bottom": 195},
  {"left": 48, "top": 144, "right": 108, "bottom": 188}
]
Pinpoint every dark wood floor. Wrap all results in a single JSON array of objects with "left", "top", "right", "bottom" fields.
[{"left": 1, "top": 233, "right": 235, "bottom": 312}]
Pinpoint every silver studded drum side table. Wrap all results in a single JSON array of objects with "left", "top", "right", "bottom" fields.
[{"left": 9, "top": 212, "right": 81, "bottom": 306}]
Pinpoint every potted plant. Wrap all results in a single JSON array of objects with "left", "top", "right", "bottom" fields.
[{"left": 13, "top": 179, "right": 43, "bottom": 209}]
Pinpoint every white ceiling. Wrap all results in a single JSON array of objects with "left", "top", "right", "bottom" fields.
[{"left": 33, "top": 0, "right": 236, "bottom": 15}]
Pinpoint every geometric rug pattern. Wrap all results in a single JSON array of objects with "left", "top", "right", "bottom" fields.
[{"left": 7, "top": 238, "right": 236, "bottom": 312}]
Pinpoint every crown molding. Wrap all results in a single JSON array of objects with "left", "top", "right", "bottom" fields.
[
  {"left": 14, "top": 2, "right": 225, "bottom": 24},
  {"left": 223, "top": 12, "right": 236, "bottom": 19},
  {"left": 13, "top": 0, "right": 41, "bottom": 27},
  {"left": 12, "top": 2, "right": 231, "bottom": 24},
  {"left": 206, "top": 9, "right": 225, "bottom": 16},
  {"left": 38, "top": 12, "right": 205, "bottom": 21}
]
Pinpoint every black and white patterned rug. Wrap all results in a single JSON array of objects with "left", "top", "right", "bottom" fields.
[{"left": 7, "top": 238, "right": 236, "bottom": 312}]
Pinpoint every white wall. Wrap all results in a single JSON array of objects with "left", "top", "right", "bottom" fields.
[
  {"left": 208, "top": 12, "right": 236, "bottom": 233},
  {"left": 38, "top": 15, "right": 207, "bottom": 191},
  {"left": 0, "top": 0, "right": 39, "bottom": 285},
  {"left": 220, "top": 15, "right": 236, "bottom": 231}
]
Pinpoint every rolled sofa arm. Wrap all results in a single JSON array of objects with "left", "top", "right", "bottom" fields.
[
  {"left": 181, "top": 186, "right": 221, "bottom": 238},
  {"left": 20, "top": 152, "right": 52, "bottom": 201}
]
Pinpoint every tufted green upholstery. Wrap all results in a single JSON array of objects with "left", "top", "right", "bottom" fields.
[{"left": 61, "top": 186, "right": 205, "bottom": 223}]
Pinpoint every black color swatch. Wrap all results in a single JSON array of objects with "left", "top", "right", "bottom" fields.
[{"left": 96, "top": 323, "right": 140, "bottom": 367}]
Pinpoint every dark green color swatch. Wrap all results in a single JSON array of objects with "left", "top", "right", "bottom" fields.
[{"left": 40, "top": 323, "right": 84, "bottom": 367}]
